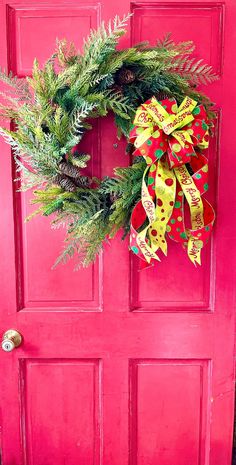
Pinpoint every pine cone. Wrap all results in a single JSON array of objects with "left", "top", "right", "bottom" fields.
[
  {"left": 59, "top": 161, "right": 81, "bottom": 179},
  {"left": 116, "top": 68, "right": 136, "bottom": 85},
  {"left": 112, "top": 84, "right": 124, "bottom": 95},
  {"left": 53, "top": 174, "right": 77, "bottom": 192},
  {"left": 74, "top": 175, "right": 92, "bottom": 188}
]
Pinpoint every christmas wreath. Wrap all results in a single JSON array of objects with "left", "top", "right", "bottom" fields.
[{"left": 0, "top": 14, "right": 217, "bottom": 268}]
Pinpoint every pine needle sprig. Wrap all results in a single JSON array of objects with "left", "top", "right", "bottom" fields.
[
  {"left": 82, "top": 13, "right": 132, "bottom": 66},
  {"left": 103, "top": 90, "right": 132, "bottom": 119},
  {"left": 55, "top": 38, "right": 79, "bottom": 68},
  {"left": 0, "top": 69, "right": 31, "bottom": 101},
  {"left": 166, "top": 57, "right": 218, "bottom": 85}
]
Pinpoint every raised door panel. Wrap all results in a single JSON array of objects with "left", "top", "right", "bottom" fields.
[
  {"left": 7, "top": 4, "right": 100, "bottom": 76},
  {"left": 6, "top": 4, "right": 103, "bottom": 311},
  {"left": 19, "top": 359, "right": 102, "bottom": 465},
  {"left": 129, "top": 359, "right": 210, "bottom": 465},
  {"left": 131, "top": 4, "right": 223, "bottom": 75},
  {"left": 130, "top": 3, "right": 222, "bottom": 311},
  {"left": 16, "top": 126, "right": 102, "bottom": 311}
]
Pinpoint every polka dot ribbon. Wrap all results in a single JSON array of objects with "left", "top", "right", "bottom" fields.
[{"left": 129, "top": 96, "right": 215, "bottom": 267}]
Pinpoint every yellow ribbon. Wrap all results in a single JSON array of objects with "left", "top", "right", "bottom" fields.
[
  {"left": 174, "top": 164, "right": 204, "bottom": 265},
  {"left": 134, "top": 96, "right": 198, "bottom": 149},
  {"left": 136, "top": 160, "right": 176, "bottom": 263},
  {"left": 149, "top": 159, "right": 176, "bottom": 255},
  {"left": 136, "top": 164, "right": 161, "bottom": 263}
]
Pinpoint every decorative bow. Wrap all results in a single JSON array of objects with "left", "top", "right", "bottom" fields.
[{"left": 129, "top": 96, "right": 215, "bottom": 266}]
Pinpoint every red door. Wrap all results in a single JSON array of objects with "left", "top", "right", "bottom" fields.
[{"left": 0, "top": 1, "right": 235, "bottom": 464}]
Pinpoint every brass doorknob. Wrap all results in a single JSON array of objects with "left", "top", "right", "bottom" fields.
[{"left": 1, "top": 329, "right": 22, "bottom": 352}]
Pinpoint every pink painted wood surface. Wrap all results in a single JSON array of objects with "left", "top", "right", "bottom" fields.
[{"left": 0, "top": 1, "right": 235, "bottom": 464}]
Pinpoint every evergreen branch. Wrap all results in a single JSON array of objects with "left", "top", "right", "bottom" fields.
[
  {"left": 167, "top": 57, "right": 218, "bottom": 84},
  {"left": 0, "top": 69, "right": 31, "bottom": 101},
  {"left": 103, "top": 90, "right": 132, "bottom": 119},
  {"left": 55, "top": 38, "right": 78, "bottom": 67},
  {"left": 82, "top": 13, "right": 132, "bottom": 66}
]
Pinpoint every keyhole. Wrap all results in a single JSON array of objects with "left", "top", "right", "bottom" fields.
[{"left": 3, "top": 341, "right": 13, "bottom": 352}]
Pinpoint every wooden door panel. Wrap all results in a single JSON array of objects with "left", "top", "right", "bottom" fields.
[
  {"left": 131, "top": 248, "right": 212, "bottom": 310},
  {"left": 17, "top": 124, "right": 102, "bottom": 311},
  {"left": 7, "top": 4, "right": 103, "bottom": 311},
  {"left": 19, "top": 359, "right": 102, "bottom": 465},
  {"left": 130, "top": 3, "right": 221, "bottom": 312},
  {"left": 131, "top": 4, "right": 224, "bottom": 75},
  {"left": 129, "top": 359, "right": 209, "bottom": 465},
  {"left": 7, "top": 4, "right": 100, "bottom": 76}
]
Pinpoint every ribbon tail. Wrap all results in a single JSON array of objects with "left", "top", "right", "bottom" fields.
[
  {"left": 130, "top": 163, "right": 161, "bottom": 264},
  {"left": 149, "top": 158, "right": 176, "bottom": 255},
  {"left": 174, "top": 164, "right": 205, "bottom": 265},
  {"left": 187, "top": 236, "right": 202, "bottom": 266}
]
